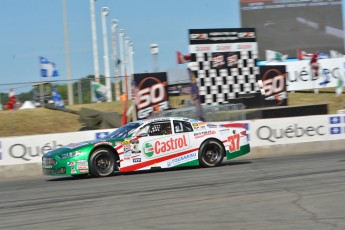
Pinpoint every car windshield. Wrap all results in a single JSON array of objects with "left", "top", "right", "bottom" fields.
[{"left": 106, "top": 122, "right": 142, "bottom": 139}]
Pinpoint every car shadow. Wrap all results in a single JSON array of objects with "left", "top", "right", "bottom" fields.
[{"left": 46, "top": 160, "right": 252, "bottom": 181}]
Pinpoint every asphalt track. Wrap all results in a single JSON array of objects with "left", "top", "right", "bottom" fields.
[{"left": 0, "top": 151, "right": 345, "bottom": 230}]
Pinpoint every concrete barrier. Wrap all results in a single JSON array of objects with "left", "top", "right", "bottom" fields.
[
  {"left": 1, "top": 114, "right": 345, "bottom": 179},
  {"left": 1, "top": 139, "right": 344, "bottom": 180}
]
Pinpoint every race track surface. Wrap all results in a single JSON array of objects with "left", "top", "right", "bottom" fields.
[{"left": 1, "top": 151, "right": 345, "bottom": 230}]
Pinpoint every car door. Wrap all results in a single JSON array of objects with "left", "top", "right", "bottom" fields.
[{"left": 133, "top": 120, "right": 192, "bottom": 170}]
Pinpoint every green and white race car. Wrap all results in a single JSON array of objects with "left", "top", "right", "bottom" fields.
[{"left": 42, "top": 117, "right": 250, "bottom": 177}]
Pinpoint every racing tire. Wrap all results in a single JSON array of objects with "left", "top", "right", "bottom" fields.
[
  {"left": 198, "top": 139, "right": 225, "bottom": 167},
  {"left": 89, "top": 148, "right": 116, "bottom": 177}
]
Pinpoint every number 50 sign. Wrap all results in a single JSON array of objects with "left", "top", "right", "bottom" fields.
[{"left": 133, "top": 72, "right": 170, "bottom": 119}]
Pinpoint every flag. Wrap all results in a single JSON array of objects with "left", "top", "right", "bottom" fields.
[
  {"left": 91, "top": 81, "right": 107, "bottom": 102},
  {"left": 297, "top": 50, "right": 329, "bottom": 60},
  {"left": 187, "top": 66, "right": 205, "bottom": 121},
  {"left": 177, "top": 51, "right": 191, "bottom": 64},
  {"left": 297, "top": 50, "right": 314, "bottom": 60},
  {"left": 336, "top": 76, "right": 344, "bottom": 96},
  {"left": 52, "top": 87, "right": 65, "bottom": 108},
  {"left": 40, "top": 57, "right": 59, "bottom": 77},
  {"left": 330, "top": 50, "right": 343, "bottom": 58},
  {"left": 265, "top": 50, "right": 288, "bottom": 62}
]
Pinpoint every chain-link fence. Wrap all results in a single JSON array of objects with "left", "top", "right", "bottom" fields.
[
  {"left": 150, "top": 103, "right": 246, "bottom": 122},
  {"left": 0, "top": 76, "right": 125, "bottom": 108}
]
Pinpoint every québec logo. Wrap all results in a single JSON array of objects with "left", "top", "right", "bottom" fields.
[{"left": 329, "top": 116, "right": 345, "bottom": 135}]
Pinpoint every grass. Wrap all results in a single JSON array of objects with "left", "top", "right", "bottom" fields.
[{"left": 0, "top": 92, "right": 344, "bottom": 138}]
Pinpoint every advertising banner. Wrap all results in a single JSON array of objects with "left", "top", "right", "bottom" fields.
[
  {"left": 0, "top": 129, "right": 114, "bottom": 166},
  {"left": 249, "top": 114, "right": 345, "bottom": 146},
  {"left": 133, "top": 72, "right": 170, "bottom": 120},
  {"left": 259, "top": 65, "right": 287, "bottom": 106},
  {"left": 266, "top": 57, "right": 345, "bottom": 91}
]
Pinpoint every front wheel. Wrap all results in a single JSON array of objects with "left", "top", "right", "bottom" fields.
[
  {"left": 199, "top": 140, "right": 225, "bottom": 167},
  {"left": 89, "top": 148, "right": 116, "bottom": 177}
]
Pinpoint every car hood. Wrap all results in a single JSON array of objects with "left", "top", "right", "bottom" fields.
[{"left": 43, "top": 138, "right": 125, "bottom": 158}]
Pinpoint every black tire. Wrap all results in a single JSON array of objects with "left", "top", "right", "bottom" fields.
[
  {"left": 198, "top": 139, "right": 225, "bottom": 167},
  {"left": 89, "top": 148, "right": 116, "bottom": 177}
]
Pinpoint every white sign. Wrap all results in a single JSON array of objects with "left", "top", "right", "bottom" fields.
[
  {"left": 249, "top": 114, "right": 345, "bottom": 146},
  {"left": 0, "top": 129, "right": 114, "bottom": 166},
  {"left": 266, "top": 57, "right": 345, "bottom": 91}
]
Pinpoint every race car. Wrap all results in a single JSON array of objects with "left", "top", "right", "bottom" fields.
[{"left": 42, "top": 117, "right": 250, "bottom": 177}]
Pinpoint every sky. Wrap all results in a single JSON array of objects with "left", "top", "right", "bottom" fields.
[
  {"left": 0, "top": 0, "right": 241, "bottom": 94},
  {"left": 0, "top": 0, "right": 345, "bottom": 94}
]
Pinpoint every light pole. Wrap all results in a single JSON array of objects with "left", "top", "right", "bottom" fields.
[
  {"left": 111, "top": 19, "right": 120, "bottom": 101},
  {"left": 62, "top": 0, "right": 74, "bottom": 105},
  {"left": 101, "top": 7, "right": 112, "bottom": 102},
  {"left": 125, "top": 37, "right": 131, "bottom": 100},
  {"left": 151, "top": 43, "right": 159, "bottom": 72},
  {"left": 90, "top": 0, "right": 100, "bottom": 82},
  {"left": 119, "top": 29, "right": 126, "bottom": 98}
]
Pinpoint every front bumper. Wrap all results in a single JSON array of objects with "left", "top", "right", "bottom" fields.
[{"left": 42, "top": 157, "right": 89, "bottom": 176}]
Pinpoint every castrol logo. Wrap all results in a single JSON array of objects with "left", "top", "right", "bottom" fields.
[{"left": 144, "top": 135, "right": 188, "bottom": 158}]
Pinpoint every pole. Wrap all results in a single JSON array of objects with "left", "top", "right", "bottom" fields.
[
  {"left": 119, "top": 29, "right": 126, "bottom": 97},
  {"left": 125, "top": 37, "right": 131, "bottom": 100},
  {"left": 62, "top": 0, "right": 74, "bottom": 105},
  {"left": 90, "top": 0, "right": 100, "bottom": 82},
  {"left": 111, "top": 19, "right": 120, "bottom": 101},
  {"left": 101, "top": 7, "right": 112, "bottom": 102},
  {"left": 78, "top": 80, "right": 82, "bottom": 104}
]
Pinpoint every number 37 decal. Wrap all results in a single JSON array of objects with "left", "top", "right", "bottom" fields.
[{"left": 228, "top": 134, "right": 240, "bottom": 152}]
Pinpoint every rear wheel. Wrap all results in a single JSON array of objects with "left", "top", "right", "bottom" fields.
[
  {"left": 89, "top": 148, "right": 116, "bottom": 177},
  {"left": 199, "top": 140, "right": 224, "bottom": 167}
]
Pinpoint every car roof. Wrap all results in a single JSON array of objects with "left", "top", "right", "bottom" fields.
[{"left": 138, "top": 117, "right": 198, "bottom": 124}]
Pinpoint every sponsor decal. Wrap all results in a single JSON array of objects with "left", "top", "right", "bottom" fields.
[
  {"left": 123, "top": 145, "right": 131, "bottom": 152},
  {"left": 122, "top": 140, "right": 131, "bottom": 145},
  {"left": 67, "top": 162, "right": 75, "bottom": 166},
  {"left": 133, "top": 158, "right": 141, "bottom": 163},
  {"left": 42, "top": 165, "right": 53, "bottom": 169},
  {"left": 329, "top": 116, "right": 345, "bottom": 135},
  {"left": 76, "top": 160, "right": 88, "bottom": 167},
  {"left": 95, "top": 132, "right": 109, "bottom": 139},
  {"left": 167, "top": 152, "right": 197, "bottom": 167},
  {"left": 78, "top": 165, "right": 88, "bottom": 170},
  {"left": 71, "top": 167, "right": 77, "bottom": 174},
  {"left": 94, "top": 141, "right": 112, "bottom": 147},
  {"left": 256, "top": 124, "right": 325, "bottom": 143},
  {"left": 144, "top": 143, "right": 155, "bottom": 158},
  {"left": 194, "top": 130, "right": 216, "bottom": 138},
  {"left": 144, "top": 135, "right": 188, "bottom": 158},
  {"left": 79, "top": 169, "right": 89, "bottom": 173}
]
